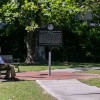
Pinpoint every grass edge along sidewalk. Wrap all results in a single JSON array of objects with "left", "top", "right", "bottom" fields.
[{"left": 0, "top": 81, "right": 57, "bottom": 100}]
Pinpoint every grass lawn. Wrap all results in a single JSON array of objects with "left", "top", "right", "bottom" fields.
[
  {"left": 80, "top": 78, "right": 100, "bottom": 88},
  {"left": 79, "top": 69, "right": 100, "bottom": 74},
  {"left": 0, "top": 81, "right": 57, "bottom": 100}
]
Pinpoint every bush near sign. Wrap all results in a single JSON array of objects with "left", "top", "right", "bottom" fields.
[{"left": 38, "top": 24, "right": 62, "bottom": 46}]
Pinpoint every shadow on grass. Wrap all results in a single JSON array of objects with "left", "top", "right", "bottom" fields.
[{"left": 1, "top": 79, "right": 25, "bottom": 82}]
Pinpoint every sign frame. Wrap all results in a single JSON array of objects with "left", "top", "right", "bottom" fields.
[{"left": 38, "top": 24, "right": 62, "bottom": 46}]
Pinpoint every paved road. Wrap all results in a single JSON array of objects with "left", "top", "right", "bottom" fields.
[{"left": 36, "top": 79, "right": 100, "bottom": 100}]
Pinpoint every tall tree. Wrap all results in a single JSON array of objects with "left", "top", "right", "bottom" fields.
[{"left": 0, "top": 0, "right": 77, "bottom": 63}]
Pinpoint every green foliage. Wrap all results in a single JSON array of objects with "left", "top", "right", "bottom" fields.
[
  {"left": 1, "top": 2, "right": 18, "bottom": 23},
  {"left": 1, "top": 0, "right": 99, "bottom": 35},
  {"left": 39, "top": 0, "right": 80, "bottom": 27},
  {"left": 1, "top": 1, "right": 39, "bottom": 32},
  {"left": 0, "top": 0, "right": 82, "bottom": 33},
  {"left": 0, "top": 0, "right": 100, "bottom": 62},
  {"left": 19, "top": 1, "right": 39, "bottom": 31},
  {"left": 92, "top": 3, "right": 100, "bottom": 20},
  {"left": 0, "top": 0, "right": 99, "bottom": 34}
]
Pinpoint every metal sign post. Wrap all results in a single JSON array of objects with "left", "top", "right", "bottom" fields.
[{"left": 48, "top": 47, "right": 52, "bottom": 76}]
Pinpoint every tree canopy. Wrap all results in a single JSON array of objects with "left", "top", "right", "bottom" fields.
[
  {"left": 0, "top": 0, "right": 100, "bottom": 62},
  {"left": 1, "top": 0, "right": 99, "bottom": 33}
]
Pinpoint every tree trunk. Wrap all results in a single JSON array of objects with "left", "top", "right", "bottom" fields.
[{"left": 24, "top": 31, "right": 37, "bottom": 63}]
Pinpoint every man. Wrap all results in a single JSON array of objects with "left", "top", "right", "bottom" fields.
[{"left": 0, "top": 56, "right": 16, "bottom": 79}]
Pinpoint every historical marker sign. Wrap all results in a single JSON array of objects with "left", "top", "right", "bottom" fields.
[
  {"left": 38, "top": 24, "right": 62, "bottom": 46},
  {"left": 38, "top": 24, "right": 62, "bottom": 76}
]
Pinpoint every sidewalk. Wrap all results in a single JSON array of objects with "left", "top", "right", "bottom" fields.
[
  {"left": 36, "top": 79, "right": 100, "bottom": 100},
  {"left": 36, "top": 68, "right": 100, "bottom": 100}
]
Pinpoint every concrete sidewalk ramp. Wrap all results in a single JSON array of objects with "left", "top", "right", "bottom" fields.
[{"left": 36, "top": 79, "right": 100, "bottom": 100}]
